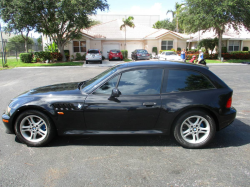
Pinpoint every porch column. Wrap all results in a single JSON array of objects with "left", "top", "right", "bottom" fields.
[
  {"left": 158, "top": 39, "right": 162, "bottom": 53},
  {"left": 173, "top": 39, "right": 178, "bottom": 50},
  {"left": 86, "top": 39, "right": 90, "bottom": 51},
  {"left": 227, "top": 40, "right": 229, "bottom": 52},
  {"left": 241, "top": 40, "right": 243, "bottom": 51}
]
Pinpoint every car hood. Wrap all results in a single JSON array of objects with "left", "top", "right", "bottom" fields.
[{"left": 19, "top": 82, "right": 84, "bottom": 97}]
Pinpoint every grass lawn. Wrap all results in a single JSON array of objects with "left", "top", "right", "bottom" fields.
[
  {"left": 0, "top": 58, "right": 84, "bottom": 70},
  {"left": 206, "top": 59, "right": 250, "bottom": 63}
]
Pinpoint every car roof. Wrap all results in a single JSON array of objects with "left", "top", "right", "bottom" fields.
[{"left": 116, "top": 61, "right": 208, "bottom": 70}]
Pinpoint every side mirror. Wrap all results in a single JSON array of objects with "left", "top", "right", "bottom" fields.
[{"left": 110, "top": 88, "right": 120, "bottom": 98}]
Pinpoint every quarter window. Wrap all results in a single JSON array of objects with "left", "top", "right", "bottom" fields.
[
  {"left": 165, "top": 70, "right": 215, "bottom": 93},
  {"left": 118, "top": 69, "right": 163, "bottom": 95},
  {"left": 73, "top": 41, "right": 86, "bottom": 52},
  {"left": 161, "top": 41, "right": 173, "bottom": 50}
]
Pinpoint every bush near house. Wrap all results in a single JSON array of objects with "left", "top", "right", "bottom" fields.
[
  {"left": 152, "top": 47, "right": 158, "bottom": 55},
  {"left": 121, "top": 50, "right": 128, "bottom": 59},
  {"left": 51, "top": 52, "right": 63, "bottom": 61},
  {"left": 243, "top": 47, "right": 249, "bottom": 51},
  {"left": 222, "top": 51, "right": 250, "bottom": 59},
  {"left": 34, "top": 51, "right": 52, "bottom": 62},
  {"left": 19, "top": 53, "right": 33, "bottom": 63}
]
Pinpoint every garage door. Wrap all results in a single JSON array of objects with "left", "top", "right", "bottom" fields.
[
  {"left": 102, "top": 43, "right": 120, "bottom": 58},
  {"left": 126, "top": 42, "right": 143, "bottom": 58}
]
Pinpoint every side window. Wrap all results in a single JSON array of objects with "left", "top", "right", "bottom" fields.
[
  {"left": 94, "top": 75, "right": 119, "bottom": 94},
  {"left": 165, "top": 69, "right": 215, "bottom": 93},
  {"left": 118, "top": 69, "right": 163, "bottom": 95}
]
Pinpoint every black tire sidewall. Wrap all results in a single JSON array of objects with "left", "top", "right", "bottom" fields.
[
  {"left": 174, "top": 110, "right": 216, "bottom": 149},
  {"left": 15, "top": 110, "right": 55, "bottom": 147}
]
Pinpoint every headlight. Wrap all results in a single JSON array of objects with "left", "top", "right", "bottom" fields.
[{"left": 6, "top": 106, "right": 11, "bottom": 114}]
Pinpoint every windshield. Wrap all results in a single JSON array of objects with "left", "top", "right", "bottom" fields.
[
  {"left": 110, "top": 50, "right": 120, "bottom": 53},
  {"left": 82, "top": 66, "right": 117, "bottom": 93}
]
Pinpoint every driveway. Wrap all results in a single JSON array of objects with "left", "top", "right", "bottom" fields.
[{"left": 0, "top": 65, "right": 250, "bottom": 186}]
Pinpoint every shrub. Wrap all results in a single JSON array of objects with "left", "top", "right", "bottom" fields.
[
  {"left": 34, "top": 51, "right": 52, "bottom": 62},
  {"left": 121, "top": 50, "right": 128, "bottom": 59},
  {"left": 102, "top": 56, "right": 105, "bottom": 60},
  {"left": 51, "top": 52, "right": 63, "bottom": 61},
  {"left": 221, "top": 47, "right": 227, "bottom": 53},
  {"left": 152, "top": 47, "right": 158, "bottom": 55},
  {"left": 75, "top": 53, "right": 82, "bottom": 61},
  {"left": 243, "top": 47, "right": 249, "bottom": 51},
  {"left": 177, "top": 47, "right": 181, "bottom": 51},
  {"left": 20, "top": 53, "right": 33, "bottom": 63}
]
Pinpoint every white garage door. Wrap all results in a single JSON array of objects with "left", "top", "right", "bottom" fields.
[
  {"left": 126, "top": 42, "right": 143, "bottom": 58},
  {"left": 102, "top": 43, "right": 120, "bottom": 58}
]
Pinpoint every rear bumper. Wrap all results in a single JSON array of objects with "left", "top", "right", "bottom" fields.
[
  {"left": 218, "top": 107, "right": 237, "bottom": 130},
  {"left": 110, "top": 57, "right": 122, "bottom": 60},
  {"left": 86, "top": 59, "right": 102, "bottom": 62},
  {"left": 2, "top": 113, "right": 14, "bottom": 134},
  {"left": 137, "top": 56, "right": 150, "bottom": 60}
]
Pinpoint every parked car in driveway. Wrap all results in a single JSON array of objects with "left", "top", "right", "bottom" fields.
[
  {"left": 86, "top": 49, "right": 102, "bottom": 64},
  {"left": 108, "top": 49, "right": 123, "bottom": 61},
  {"left": 2, "top": 61, "right": 236, "bottom": 148},
  {"left": 159, "top": 51, "right": 182, "bottom": 61},
  {"left": 131, "top": 49, "right": 150, "bottom": 60}
]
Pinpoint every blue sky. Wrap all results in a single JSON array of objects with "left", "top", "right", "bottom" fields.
[
  {"left": 97, "top": 0, "right": 185, "bottom": 20},
  {"left": 0, "top": 0, "right": 184, "bottom": 38}
]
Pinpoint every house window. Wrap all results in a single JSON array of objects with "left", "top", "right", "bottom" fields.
[
  {"left": 229, "top": 41, "right": 240, "bottom": 51},
  {"left": 161, "top": 41, "right": 173, "bottom": 50},
  {"left": 73, "top": 41, "right": 86, "bottom": 52}
]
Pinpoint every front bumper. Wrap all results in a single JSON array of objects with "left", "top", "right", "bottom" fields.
[
  {"left": 218, "top": 107, "right": 237, "bottom": 130},
  {"left": 2, "top": 113, "right": 14, "bottom": 134}
]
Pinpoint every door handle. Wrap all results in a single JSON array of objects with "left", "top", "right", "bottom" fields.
[{"left": 143, "top": 102, "right": 156, "bottom": 107}]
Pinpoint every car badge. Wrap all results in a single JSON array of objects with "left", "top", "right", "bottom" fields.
[{"left": 78, "top": 103, "right": 82, "bottom": 109}]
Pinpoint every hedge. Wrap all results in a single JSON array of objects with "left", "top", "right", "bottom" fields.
[
  {"left": 19, "top": 53, "right": 33, "bottom": 63},
  {"left": 121, "top": 50, "right": 128, "bottom": 59},
  {"left": 34, "top": 51, "right": 52, "bottom": 62},
  {"left": 152, "top": 47, "right": 158, "bottom": 55}
]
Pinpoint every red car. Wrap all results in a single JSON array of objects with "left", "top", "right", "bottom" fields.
[{"left": 108, "top": 49, "right": 123, "bottom": 61}]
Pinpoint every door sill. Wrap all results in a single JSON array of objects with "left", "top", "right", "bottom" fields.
[{"left": 63, "top": 130, "right": 165, "bottom": 135}]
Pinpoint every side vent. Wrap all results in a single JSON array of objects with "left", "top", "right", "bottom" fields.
[{"left": 52, "top": 103, "right": 75, "bottom": 111}]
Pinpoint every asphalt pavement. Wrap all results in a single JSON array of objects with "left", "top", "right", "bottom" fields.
[{"left": 0, "top": 64, "right": 249, "bottom": 186}]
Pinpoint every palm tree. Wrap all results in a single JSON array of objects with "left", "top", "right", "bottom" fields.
[
  {"left": 120, "top": 16, "right": 135, "bottom": 50},
  {"left": 167, "top": 3, "right": 185, "bottom": 33}
]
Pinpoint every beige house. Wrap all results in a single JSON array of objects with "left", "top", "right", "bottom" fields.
[
  {"left": 187, "top": 25, "right": 250, "bottom": 52},
  {"left": 57, "top": 19, "right": 189, "bottom": 58}
]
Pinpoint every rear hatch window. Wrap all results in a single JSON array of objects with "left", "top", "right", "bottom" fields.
[
  {"left": 88, "top": 50, "right": 99, "bottom": 54},
  {"left": 137, "top": 50, "right": 148, "bottom": 53},
  {"left": 110, "top": 50, "right": 120, "bottom": 53}
]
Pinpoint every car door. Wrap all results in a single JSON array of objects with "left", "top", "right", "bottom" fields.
[{"left": 84, "top": 68, "right": 164, "bottom": 130}]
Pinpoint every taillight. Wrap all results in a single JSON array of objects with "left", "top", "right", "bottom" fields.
[
  {"left": 99, "top": 51, "right": 101, "bottom": 55},
  {"left": 226, "top": 97, "right": 232, "bottom": 108}
]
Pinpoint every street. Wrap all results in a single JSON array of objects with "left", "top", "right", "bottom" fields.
[{"left": 0, "top": 64, "right": 249, "bottom": 186}]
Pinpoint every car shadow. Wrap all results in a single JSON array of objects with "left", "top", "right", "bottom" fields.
[{"left": 15, "top": 119, "right": 250, "bottom": 149}]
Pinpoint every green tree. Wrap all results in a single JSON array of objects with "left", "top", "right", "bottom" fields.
[
  {"left": 152, "top": 19, "right": 176, "bottom": 31},
  {"left": 179, "top": 0, "right": 250, "bottom": 59},
  {"left": 6, "top": 35, "right": 34, "bottom": 52},
  {"left": 0, "top": 0, "right": 109, "bottom": 61},
  {"left": 198, "top": 38, "right": 219, "bottom": 53},
  {"left": 36, "top": 0, "right": 109, "bottom": 61},
  {"left": 120, "top": 16, "right": 135, "bottom": 50},
  {"left": 0, "top": 0, "right": 39, "bottom": 52},
  {"left": 166, "top": 2, "right": 185, "bottom": 33}
]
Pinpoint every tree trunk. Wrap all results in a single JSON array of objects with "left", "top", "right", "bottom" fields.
[
  {"left": 25, "top": 32, "right": 29, "bottom": 53},
  {"left": 217, "top": 30, "right": 223, "bottom": 59},
  {"left": 58, "top": 43, "right": 66, "bottom": 62}
]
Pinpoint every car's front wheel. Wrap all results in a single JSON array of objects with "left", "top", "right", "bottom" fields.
[
  {"left": 15, "top": 110, "right": 56, "bottom": 147},
  {"left": 173, "top": 110, "right": 216, "bottom": 148},
  {"left": 86, "top": 61, "right": 88, "bottom": 64}
]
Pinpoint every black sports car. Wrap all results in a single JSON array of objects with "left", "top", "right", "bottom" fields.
[{"left": 2, "top": 61, "right": 236, "bottom": 148}]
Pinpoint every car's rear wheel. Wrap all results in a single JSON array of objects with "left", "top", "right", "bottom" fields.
[
  {"left": 173, "top": 110, "right": 216, "bottom": 149},
  {"left": 100, "top": 61, "right": 102, "bottom": 64},
  {"left": 86, "top": 61, "right": 88, "bottom": 64},
  {"left": 15, "top": 110, "right": 55, "bottom": 147}
]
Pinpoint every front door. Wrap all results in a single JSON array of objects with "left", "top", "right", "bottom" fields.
[{"left": 84, "top": 68, "right": 164, "bottom": 130}]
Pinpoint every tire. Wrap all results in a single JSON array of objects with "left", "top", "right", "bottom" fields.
[
  {"left": 100, "top": 61, "right": 102, "bottom": 64},
  {"left": 86, "top": 61, "right": 88, "bottom": 64},
  {"left": 173, "top": 110, "right": 216, "bottom": 149},
  {"left": 15, "top": 110, "right": 56, "bottom": 147}
]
